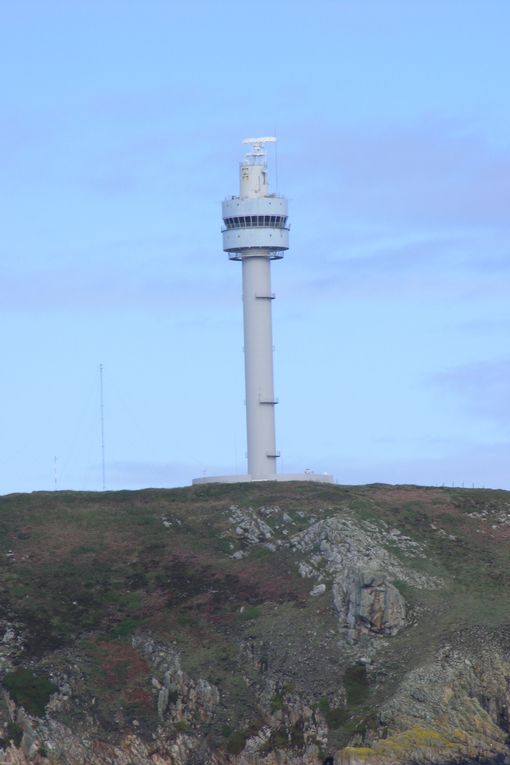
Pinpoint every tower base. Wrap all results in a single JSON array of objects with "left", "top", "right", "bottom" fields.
[{"left": 192, "top": 472, "right": 335, "bottom": 485}]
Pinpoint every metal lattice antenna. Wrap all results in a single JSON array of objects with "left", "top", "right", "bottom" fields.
[{"left": 99, "top": 364, "right": 106, "bottom": 490}]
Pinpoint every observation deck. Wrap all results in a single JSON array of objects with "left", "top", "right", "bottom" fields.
[{"left": 222, "top": 194, "right": 289, "bottom": 258}]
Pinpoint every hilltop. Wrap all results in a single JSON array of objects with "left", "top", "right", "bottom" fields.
[{"left": 1, "top": 482, "right": 510, "bottom": 765}]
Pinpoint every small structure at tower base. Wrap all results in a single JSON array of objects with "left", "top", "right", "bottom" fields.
[{"left": 192, "top": 471, "right": 335, "bottom": 485}]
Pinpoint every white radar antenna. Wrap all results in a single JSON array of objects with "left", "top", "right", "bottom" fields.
[{"left": 242, "top": 136, "right": 276, "bottom": 158}]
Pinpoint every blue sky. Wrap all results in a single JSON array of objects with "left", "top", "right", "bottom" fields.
[{"left": 1, "top": 0, "right": 509, "bottom": 493}]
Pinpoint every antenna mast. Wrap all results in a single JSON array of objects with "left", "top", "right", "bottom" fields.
[{"left": 99, "top": 363, "right": 106, "bottom": 490}]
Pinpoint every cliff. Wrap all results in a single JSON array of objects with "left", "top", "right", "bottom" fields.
[{"left": 1, "top": 482, "right": 510, "bottom": 765}]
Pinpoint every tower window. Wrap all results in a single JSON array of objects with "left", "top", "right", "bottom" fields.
[{"left": 224, "top": 215, "right": 288, "bottom": 230}]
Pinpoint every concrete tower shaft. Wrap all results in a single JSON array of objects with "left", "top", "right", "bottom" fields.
[
  {"left": 221, "top": 138, "right": 288, "bottom": 479},
  {"left": 242, "top": 252, "right": 277, "bottom": 477}
]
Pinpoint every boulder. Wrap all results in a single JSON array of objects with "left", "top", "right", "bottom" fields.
[{"left": 345, "top": 571, "right": 406, "bottom": 638}]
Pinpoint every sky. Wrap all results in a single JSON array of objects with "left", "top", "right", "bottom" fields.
[{"left": 1, "top": 0, "right": 509, "bottom": 494}]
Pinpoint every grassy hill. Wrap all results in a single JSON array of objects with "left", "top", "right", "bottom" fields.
[{"left": 1, "top": 482, "right": 510, "bottom": 764}]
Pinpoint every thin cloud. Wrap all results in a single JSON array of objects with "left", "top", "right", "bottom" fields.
[
  {"left": 80, "top": 172, "right": 138, "bottom": 195},
  {"left": 0, "top": 267, "right": 236, "bottom": 313},
  {"left": 284, "top": 233, "right": 502, "bottom": 302},
  {"left": 470, "top": 252, "right": 510, "bottom": 272},
  {"left": 433, "top": 357, "right": 510, "bottom": 425},
  {"left": 329, "top": 440, "right": 510, "bottom": 490},
  {"left": 453, "top": 317, "right": 510, "bottom": 334},
  {"left": 290, "top": 119, "right": 510, "bottom": 229},
  {"left": 106, "top": 459, "right": 230, "bottom": 488}
]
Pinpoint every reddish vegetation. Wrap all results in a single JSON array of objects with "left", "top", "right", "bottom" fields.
[
  {"left": 93, "top": 640, "right": 149, "bottom": 684},
  {"left": 370, "top": 487, "right": 448, "bottom": 505},
  {"left": 370, "top": 485, "right": 510, "bottom": 548},
  {"left": 159, "top": 553, "right": 306, "bottom": 623},
  {"left": 123, "top": 687, "right": 153, "bottom": 709},
  {"left": 19, "top": 523, "right": 137, "bottom": 565},
  {"left": 84, "top": 640, "right": 153, "bottom": 714}
]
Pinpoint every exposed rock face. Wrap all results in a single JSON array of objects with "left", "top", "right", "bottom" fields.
[
  {"left": 132, "top": 635, "right": 220, "bottom": 724},
  {"left": 339, "top": 632, "right": 510, "bottom": 765},
  {"left": 287, "top": 514, "right": 440, "bottom": 590},
  {"left": 344, "top": 571, "right": 406, "bottom": 638},
  {"left": 4, "top": 636, "right": 510, "bottom": 765},
  {"left": 0, "top": 623, "right": 24, "bottom": 674},
  {"left": 228, "top": 504, "right": 433, "bottom": 645}
]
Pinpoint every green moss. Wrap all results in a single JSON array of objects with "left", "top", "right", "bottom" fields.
[{"left": 3, "top": 669, "right": 57, "bottom": 716}]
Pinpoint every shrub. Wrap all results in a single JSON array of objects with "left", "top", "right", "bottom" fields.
[
  {"left": 290, "top": 721, "right": 305, "bottom": 748},
  {"left": 344, "top": 665, "right": 369, "bottom": 706},
  {"left": 269, "top": 727, "right": 289, "bottom": 748},
  {"left": 317, "top": 697, "right": 349, "bottom": 729},
  {"left": 326, "top": 707, "right": 349, "bottom": 729},
  {"left": 6, "top": 722, "right": 23, "bottom": 746},
  {"left": 109, "top": 618, "right": 140, "bottom": 639},
  {"left": 239, "top": 606, "right": 261, "bottom": 621},
  {"left": 226, "top": 730, "right": 246, "bottom": 754},
  {"left": 3, "top": 669, "right": 57, "bottom": 717},
  {"left": 270, "top": 693, "right": 285, "bottom": 711}
]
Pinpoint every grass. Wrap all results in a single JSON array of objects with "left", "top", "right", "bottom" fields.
[
  {"left": 344, "top": 665, "right": 369, "bottom": 707},
  {"left": 239, "top": 606, "right": 261, "bottom": 621}
]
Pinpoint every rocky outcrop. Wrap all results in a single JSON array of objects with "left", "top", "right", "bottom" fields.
[
  {"left": 339, "top": 632, "right": 510, "bottom": 765},
  {"left": 5, "top": 634, "right": 510, "bottom": 765},
  {"left": 0, "top": 624, "right": 24, "bottom": 674},
  {"left": 226, "top": 505, "right": 436, "bottom": 644},
  {"left": 132, "top": 635, "right": 219, "bottom": 724},
  {"left": 229, "top": 506, "right": 276, "bottom": 546},
  {"left": 343, "top": 571, "right": 406, "bottom": 638},
  {"left": 287, "top": 514, "right": 439, "bottom": 590}
]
